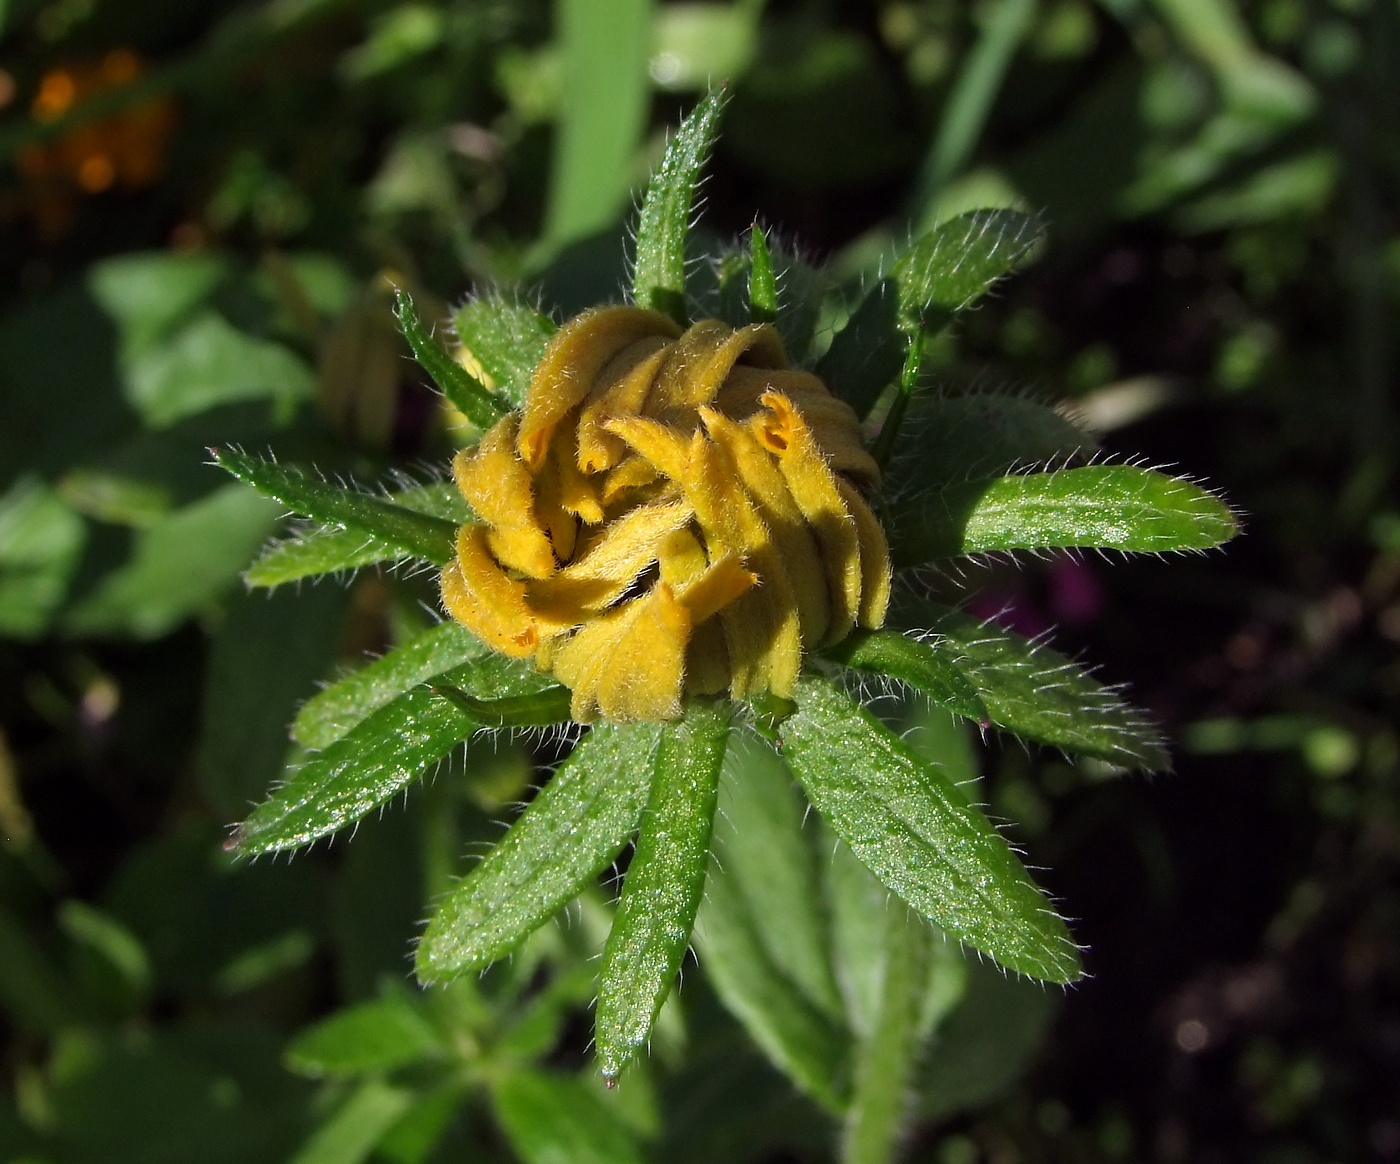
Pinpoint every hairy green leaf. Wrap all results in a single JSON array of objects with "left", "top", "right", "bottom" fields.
[
  {"left": 233, "top": 687, "right": 476, "bottom": 855},
  {"left": 394, "top": 287, "right": 510, "bottom": 428},
  {"left": 815, "top": 279, "right": 904, "bottom": 419},
  {"left": 914, "top": 604, "right": 1171, "bottom": 770},
  {"left": 782, "top": 676, "right": 1082, "bottom": 983},
  {"left": 286, "top": 993, "right": 444, "bottom": 1079},
  {"left": 215, "top": 449, "right": 458, "bottom": 566},
  {"left": 416, "top": 723, "right": 662, "bottom": 982},
  {"left": 492, "top": 1069, "right": 645, "bottom": 1164},
  {"left": 748, "top": 224, "right": 778, "bottom": 324},
  {"left": 825, "top": 629, "right": 989, "bottom": 724},
  {"left": 693, "top": 853, "right": 851, "bottom": 1112},
  {"left": 246, "top": 481, "right": 471, "bottom": 588},
  {"left": 632, "top": 90, "right": 726, "bottom": 325},
  {"left": 294, "top": 621, "right": 488, "bottom": 751},
  {"left": 893, "top": 210, "right": 1042, "bottom": 333},
  {"left": 453, "top": 293, "right": 557, "bottom": 408},
  {"left": 883, "top": 391, "right": 1095, "bottom": 490},
  {"left": 888, "top": 464, "right": 1240, "bottom": 564},
  {"left": 596, "top": 699, "right": 731, "bottom": 1079}
]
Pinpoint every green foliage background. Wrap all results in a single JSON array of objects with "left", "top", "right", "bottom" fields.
[{"left": 0, "top": 0, "right": 1397, "bottom": 1161}]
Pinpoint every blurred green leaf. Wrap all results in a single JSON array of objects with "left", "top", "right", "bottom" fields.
[
  {"left": 288, "top": 1080, "right": 415, "bottom": 1164},
  {"left": 231, "top": 687, "right": 476, "bottom": 855},
  {"left": 215, "top": 450, "right": 458, "bottom": 566},
  {"left": 394, "top": 287, "right": 510, "bottom": 428},
  {"left": 88, "top": 251, "right": 229, "bottom": 357},
  {"left": 783, "top": 676, "right": 1082, "bottom": 983},
  {"left": 58, "top": 900, "right": 153, "bottom": 1001},
  {"left": 917, "top": 604, "right": 1171, "bottom": 769},
  {"left": 596, "top": 699, "right": 731, "bottom": 1079},
  {"left": 713, "top": 733, "right": 844, "bottom": 1018},
  {"left": 823, "top": 835, "right": 894, "bottom": 1039},
  {"left": 0, "top": 903, "right": 76, "bottom": 1034},
  {"left": 1176, "top": 148, "right": 1337, "bottom": 232},
  {"left": 632, "top": 89, "right": 726, "bottom": 324},
  {"left": 66, "top": 483, "right": 279, "bottom": 639},
  {"left": 492, "top": 1069, "right": 646, "bottom": 1164},
  {"left": 58, "top": 468, "right": 172, "bottom": 528},
  {"left": 453, "top": 292, "right": 557, "bottom": 408},
  {"left": 286, "top": 992, "right": 444, "bottom": 1078},
  {"left": 887, "top": 465, "right": 1240, "bottom": 564},
  {"left": 375, "top": 1085, "right": 465, "bottom": 1164},
  {"left": 651, "top": 2, "right": 758, "bottom": 91},
  {"left": 841, "top": 906, "right": 929, "bottom": 1164},
  {"left": 340, "top": 4, "right": 444, "bottom": 81},
  {"left": 198, "top": 583, "right": 350, "bottom": 818},
  {"left": 815, "top": 279, "right": 904, "bottom": 418},
  {"left": 416, "top": 723, "right": 662, "bottom": 982},
  {"left": 245, "top": 481, "right": 471, "bottom": 588},
  {"left": 825, "top": 629, "right": 990, "bottom": 724},
  {"left": 295, "top": 621, "right": 487, "bottom": 751},
  {"left": 545, "top": 0, "right": 653, "bottom": 250},
  {"left": 0, "top": 477, "right": 86, "bottom": 638},
  {"left": 123, "top": 312, "right": 315, "bottom": 428}
]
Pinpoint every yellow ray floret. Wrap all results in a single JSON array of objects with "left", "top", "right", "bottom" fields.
[{"left": 438, "top": 304, "right": 891, "bottom": 722}]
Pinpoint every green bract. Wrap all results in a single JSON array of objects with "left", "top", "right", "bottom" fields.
[{"left": 217, "top": 91, "right": 1238, "bottom": 1109}]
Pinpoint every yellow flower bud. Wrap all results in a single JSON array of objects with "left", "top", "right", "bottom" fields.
[{"left": 441, "top": 305, "right": 891, "bottom": 723}]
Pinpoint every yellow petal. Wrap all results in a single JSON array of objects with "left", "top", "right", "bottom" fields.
[
  {"left": 836, "top": 479, "right": 892, "bottom": 629},
  {"left": 519, "top": 306, "right": 679, "bottom": 469},
  {"left": 453, "top": 416, "right": 556, "bottom": 578},
  {"left": 646, "top": 321, "right": 785, "bottom": 422},
  {"left": 576, "top": 339, "right": 672, "bottom": 473},
  {"left": 595, "top": 584, "right": 690, "bottom": 723},
  {"left": 673, "top": 552, "right": 757, "bottom": 625},
  {"left": 441, "top": 527, "right": 540, "bottom": 658},
  {"left": 752, "top": 391, "right": 862, "bottom": 645}
]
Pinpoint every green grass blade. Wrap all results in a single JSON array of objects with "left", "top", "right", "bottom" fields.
[
  {"left": 416, "top": 723, "right": 663, "bottom": 982},
  {"left": 491, "top": 1069, "right": 645, "bottom": 1164},
  {"left": 916, "top": 604, "right": 1171, "bottom": 770},
  {"left": 453, "top": 293, "right": 557, "bottom": 408},
  {"left": 394, "top": 287, "right": 510, "bottom": 428},
  {"left": 824, "top": 629, "right": 990, "bottom": 724},
  {"left": 782, "top": 676, "right": 1082, "bottom": 984},
  {"left": 814, "top": 279, "right": 904, "bottom": 419},
  {"left": 632, "top": 89, "right": 726, "bottom": 326},
  {"left": 887, "top": 465, "right": 1241, "bottom": 565},
  {"left": 214, "top": 450, "right": 458, "bottom": 565},
  {"left": 231, "top": 686, "right": 477, "bottom": 855},
  {"left": 246, "top": 481, "right": 472, "bottom": 587},
  {"left": 596, "top": 699, "right": 732, "bottom": 1079},
  {"left": 892, "top": 210, "right": 1043, "bottom": 333},
  {"left": 748, "top": 223, "right": 778, "bottom": 324},
  {"left": 694, "top": 850, "right": 851, "bottom": 1112},
  {"left": 294, "top": 621, "right": 489, "bottom": 751},
  {"left": 543, "top": 0, "right": 653, "bottom": 252},
  {"left": 841, "top": 907, "right": 929, "bottom": 1164}
]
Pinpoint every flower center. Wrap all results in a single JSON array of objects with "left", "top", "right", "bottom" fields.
[{"left": 440, "top": 305, "right": 891, "bottom": 723}]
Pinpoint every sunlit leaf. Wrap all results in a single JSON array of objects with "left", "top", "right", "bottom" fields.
[
  {"left": 632, "top": 89, "right": 726, "bottom": 325},
  {"left": 416, "top": 723, "right": 662, "bottom": 982},
  {"left": 747, "top": 224, "right": 778, "bottom": 324},
  {"left": 215, "top": 449, "right": 457, "bottom": 565},
  {"left": 782, "top": 676, "right": 1082, "bottom": 983},
  {"left": 824, "top": 629, "right": 989, "bottom": 724},
  {"left": 394, "top": 287, "right": 510, "bottom": 428},
  {"left": 596, "top": 699, "right": 731, "bottom": 1079}
]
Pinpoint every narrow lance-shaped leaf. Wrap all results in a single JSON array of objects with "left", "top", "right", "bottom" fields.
[
  {"left": 394, "top": 287, "right": 511, "bottom": 428},
  {"left": 246, "top": 481, "right": 473, "bottom": 588},
  {"left": 824, "top": 629, "right": 989, "bottom": 724},
  {"left": 230, "top": 686, "right": 476, "bottom": 855},
  {"left": 416, "top": 723, "right": 663, "bottom": 982},
  {"left": 913, "top": 604, "right": 1170, "bottom": 770},
  {"left": 887, "top": 464, "right": 1241, "bottom": 565},
  {"left": 596, "top": 698, "right": 732, "bottom": 1079},
  {"left": 453, "top": 293, "right": 557, "bottom": 409},
  {"left": 748, "top": 223, "right": 778, "bottom": 324},
  {"left": 781, "top": 675, "right": 1082, "bottom": 984},
  {"left": 632, "top": 89, "right": 725, "bottom": 326},
  {"left": 214, "top": 449, "right": 457, "bottom": 565}
]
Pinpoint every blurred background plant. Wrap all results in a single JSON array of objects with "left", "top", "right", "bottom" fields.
[{"left": 0, "top": 0, "right": 1397, "bottom": 1161}]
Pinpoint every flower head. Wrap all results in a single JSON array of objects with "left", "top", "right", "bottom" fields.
[{"left": 440, "top": 304, "right": 892, "bottom": 722}]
